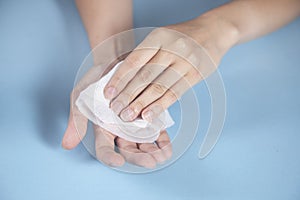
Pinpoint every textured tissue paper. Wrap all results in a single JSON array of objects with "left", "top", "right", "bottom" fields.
[{"left": 75, "top": 62, "right": 174, "bottom": 143}]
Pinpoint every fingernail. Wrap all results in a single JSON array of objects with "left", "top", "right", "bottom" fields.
[
  {"left": 105, "top": 86, "right": 117, "bottom": 99},
  {"left": 120, "top": 108, "right": 135, "bottom": 121},
  {"left": 111, "top": 101, "right": 123, "bottom": 114},
  {"left": 142, "top": 110, "right": 154, "bottom": 122}
]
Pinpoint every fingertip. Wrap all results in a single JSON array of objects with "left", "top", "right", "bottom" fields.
[
  {"left": 111, "top": 154, "right": 126, "bottom": 167},
  {"left": 144, "top": 159, "right": 157, "bottom": 169},
  {"left": 97, "top": 149, "right": 125, "bottom": 167},
  {"left": 165, "top": 148, "right": 173, "bottom": 160},
  {"left": 104, "top": 86, "right": 117, "bottom": 100},
  {"left": 139, "top": 154, "right": 157, "bottom": 169},
  {"left": 162, "top": 142, "right": 173, "bottom": 160},
  {"left": 154, "top": 152, "right": 167, "bottom": 164},
  {"left": 61, "top": 139, "right": 73, "bottom": 150},
  {"left": 61, "top": 133, "right": 76, "bottom": 150},
  {"left": 61, "top": 123, "right": 81, "bottom": 150}
]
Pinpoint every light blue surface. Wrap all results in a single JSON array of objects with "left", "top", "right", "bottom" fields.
[{"left": 0, "top": 0, "right": 299, "bottom": 199}]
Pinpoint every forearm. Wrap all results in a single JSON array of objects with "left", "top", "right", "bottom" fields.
[
  {"left": 173, "top": 0, "right": 300, "bottom": 63},
  {"left": 76, "top": 0, "right": 133, "bottom": 49},
  {"left": 203, "top": 0, "right": 300, "bottom": 44}
]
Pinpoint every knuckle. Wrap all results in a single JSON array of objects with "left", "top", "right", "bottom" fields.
[
  {"left": 190, "top": 69, "right": 202, "bottom": 81},
  {"left": 175, "top": 37, "right": 188, "bottom": 49},
  {"left": 129, "top": 84, "right": 144, "bottom": 98},
  {"left": 151, "top": 28, "right": 161, "bottom": 36},
  {"left": 150, "top": 83, "right": 166, "bottom": 95},
  {"left": 167, "top": 91, "right": 178, "bottom": 103},
  {"left": 125, "top": 53, "right": 143, "bottom": 66},
  {"left": 138, "top": 68, "right": 152, "bottom": 83},
  {"left": 133, "top": 100, "right": 145, "bottom": 112},
  {"left": 187, "top": 52, "right": 200, "bottom": 67},
  {"left": 118, "top": 92, "right": 132, "bottom": 104},
  {"left": 148, "top": 28, "right": 169, "bottom": 43},
  {"left": 182, "top": 67, "right": 201, "bottom": 85},
  {"left": 113, "top": 75, "right": 126, "bottom": 87},
  {"left": 159, "top": 50, "right": 176, "bottom": 62},
  {"left": 149, "top": 103, "right": 164, "bottom": 114},
  {"left": 151, "top": 28, "right": 166, "bottom": 38}
]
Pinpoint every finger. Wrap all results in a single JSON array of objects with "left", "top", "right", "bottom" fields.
[
  {"left": 62, "top": 92, "right": 88, "bottom": 149},
  {"left": 109, "top": 50, "right": 173, "bottom": 115},
  {"left": 141, "top": 70, "right": 201, "bottom": 122},
  {"left": 119, "top": 61, "right": 188, "bottom": 122},
  {"left": 104, "top": 49, "right": 159, "bottom": 101},
  {"left": 138, "top": 142, "right": 166, "bottom": 164},
  {"left": 103, "top": 27, "right": 175, "bottom": 100},
  {"left": 62, "top": 66, "right": 102, "bottom": 150},
  {"left": 155, "top": 130, "right": 172, "bottom": 160},
  {"left": 94, "top": 126, "right": 125, "bottom": 167},
  {"left": 115, "top": 137, "right": 157, "bottom": 169},
  {"left": 62, "top": 113, "right": 87, "bottom": 150},
  {"left": 62, "top": 59, "right": 121, "bottom": 150},
  {"left": 61, "top": 29, "right": 135, "bottom": 150}
]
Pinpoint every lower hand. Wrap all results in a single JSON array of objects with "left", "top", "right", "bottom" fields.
[{"left": 62, "top": 56, "right": 172, "bottom": 168}]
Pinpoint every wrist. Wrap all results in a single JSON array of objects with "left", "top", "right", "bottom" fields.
[
  {"left": 193, "top": 12, "right": 240, "bottom": 64},
  {"left": 88, "top": 25, "right": 132, "bottom": 49}
]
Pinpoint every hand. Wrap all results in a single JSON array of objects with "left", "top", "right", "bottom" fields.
[
  {"left": 62, "top": 65, "right": 172, "bottom": 168},
  {"left": 61, "top": 34, "right": 172, "bottom": 168},
  {"left": 104, "top": 16, "right": 238, "bottom": 122}
]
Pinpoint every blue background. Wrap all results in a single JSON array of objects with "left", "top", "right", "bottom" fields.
[{"left": 0, "top": 0, "right": 299, "bottom": 199}]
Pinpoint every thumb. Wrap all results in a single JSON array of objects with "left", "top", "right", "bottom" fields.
[{"left": 62, "top": 103, "right": 88, "bottom": 150}]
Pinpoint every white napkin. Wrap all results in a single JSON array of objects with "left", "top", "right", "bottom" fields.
[{"left": 75, "top": 62, "right": 174, "bottom": 143}]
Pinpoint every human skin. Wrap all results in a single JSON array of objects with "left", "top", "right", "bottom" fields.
[
  {"left": 62, "top": 0, "right": 172, "bottom": 168},
  {"left": 62, "top": 0, "right": 300, "bottom": 168},
  {"left": 104, "top": 0, "right": 300, "bottom": 123}
]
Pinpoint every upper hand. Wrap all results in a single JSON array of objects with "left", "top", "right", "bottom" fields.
[{"left": 104, "top": 17, "right": 237, "bottom": 122}]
